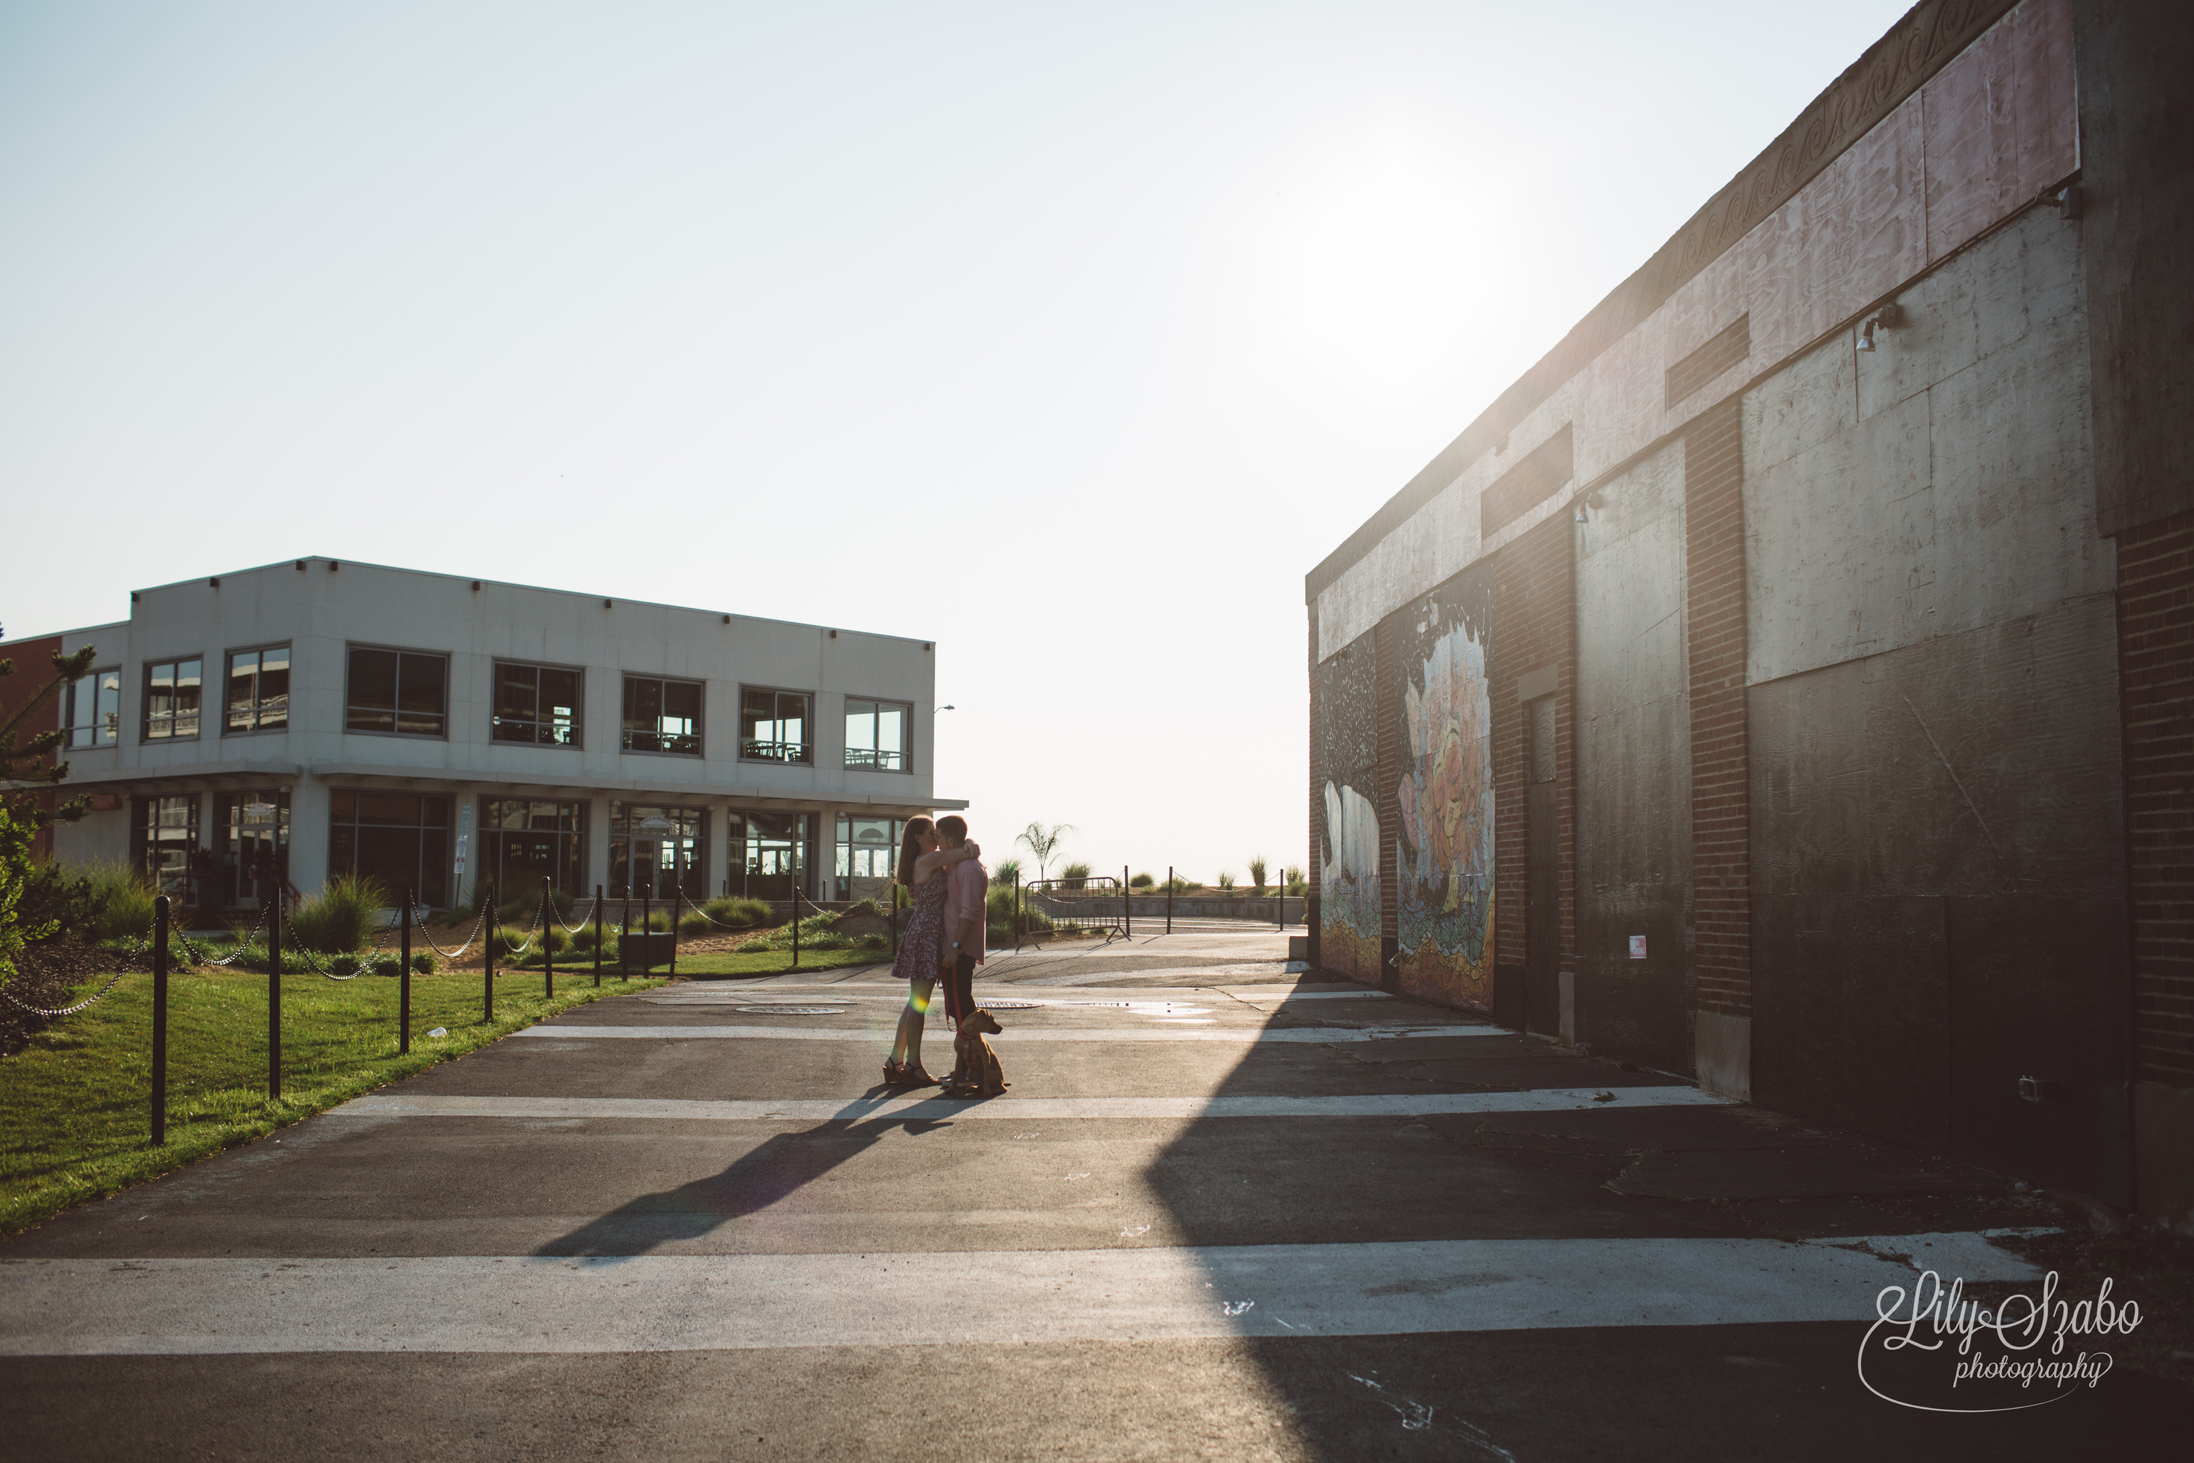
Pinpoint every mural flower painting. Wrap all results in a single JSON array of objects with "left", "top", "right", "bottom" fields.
[{"left": 1397, "top": 596, "right": 1495, "bottom": 1005}]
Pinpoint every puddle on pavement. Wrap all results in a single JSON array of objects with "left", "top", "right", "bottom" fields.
[{"left": 731, "top": 1006, "right": 848, "bottom": 1015}]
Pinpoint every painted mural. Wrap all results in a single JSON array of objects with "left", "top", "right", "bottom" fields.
[
  {"left": 1394, "top": 569, "right": 1495, "bottom": 1007},
  {"left": 1315, "top": 637, "right": 1380, "bottom": 981}
]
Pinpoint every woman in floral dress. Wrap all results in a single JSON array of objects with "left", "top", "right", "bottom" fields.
[{"left": 885, "top": 817, "right": 981, "bottom": 1086}]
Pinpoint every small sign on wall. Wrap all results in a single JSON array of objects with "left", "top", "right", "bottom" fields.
[{"left": 1628, "top": 935, "right": 1648, "bottom": 959}]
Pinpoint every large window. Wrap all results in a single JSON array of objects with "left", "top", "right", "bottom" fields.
[
  {"left": 835, "top": 815, "right": 899, "bottom": 900},
  {"left": 493, "top": 662, "right": 581, "bottom": 747},
  {"left": 622, "top": 675, "right": 702, "bottom": 755},
  {"left": 327, "top": 791, "right": 450, "bottom": 906},
  {"left": 481, "top": 799, "right": 585, "bottom": 899},
  {"left": 346, "top": 646, "right": 448, "bottom": 737},
  {"left": 610, "top": 802, "right": 704, "bottom": 900},
  {"left": 224, "top": 645, "right": 290, "bottom": 734},
  {"left": 217, "top": 789, "right": 288, "bottom": 909},
  {"left": 843, "top": 699, "right": 909, "bottom": 772},
  {"left": 133, "top": 794, "right": 199, "bottom": 899},
  {"left": 143, "top": 658, "right": 202, "bottom": 742},
  {"left": 732, "top": 810, "right": 815, "bottom": 900},
  {"left": 65, "top": 668, "right": 121, "bottom": 749},
  {"left": 741, "top": 687, "right": 810, "bottom": 764}
]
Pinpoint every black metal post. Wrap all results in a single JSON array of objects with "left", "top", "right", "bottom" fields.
[
  {"left": 1123, "top": 865, "right": 1131, "bottom": 938},
  {"left": 400, "top": 886, "right": 412, "bottom": 1055},
  {"left": 890, "top": 882, "right": 899, "bottom": 956},
  {"left": 483, "top": 880, "right": 497, "bottom": 1020},
  {"left": 151, "top": 895, "right": 169, "bottom": 1146},
  {"left": 643, "top": 890, "right": 652, "bottom": 973},
  {"left": 267, "top": 889, "right": 282, "bottom": 1100},
  {"left": 791, "top": 889, "right": 801, "bottom": 970},
  {"left": 1013, "top": 870, "right": 1021, "bottom": 949},
  {"left": 668, "top": 886, "right": 680, "bottom": 981},
  {"left": 1166, "top": 866, "right": 1173, "bottom": 935},
  {"left": 1278, "top": 875, "right": 1285, "bottom": 930},
  {"left": 543, "top": 877, "right": 555, "bottom": 998},
  {"left": 618, "top": 892, "right": 629, "bottom": 980},
  {"left": 593, "top": 884, "right": 603, "bottom": 988}
]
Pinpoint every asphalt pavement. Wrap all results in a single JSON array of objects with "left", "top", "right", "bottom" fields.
[{"left": 1, "top": 930, "right": 2181, "bottom": 1459}]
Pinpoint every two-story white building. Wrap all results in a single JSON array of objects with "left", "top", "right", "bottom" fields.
[{"left": 8, "top": 556, "right": 963, "bottom": 912}]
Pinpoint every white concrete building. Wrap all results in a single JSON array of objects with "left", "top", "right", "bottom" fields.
[{"left": 10, "top": 557, "right": 962, "bottom": 911}]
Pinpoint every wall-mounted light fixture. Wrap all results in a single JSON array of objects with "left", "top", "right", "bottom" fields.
[
  {"left": 2044, "top": 182, "right": 2083, "bottom": 219},
  {"left": 602, "top": 598, "right": 613, "bottom": 609},
  {"left": 829, "top": 629, "right": 837, "bottom": 639},
  {"left": 295, "top": 560, "right": 307, "bottom": 572},
  {"left": 1856, "top": 302, "right": 1905, "bottom": 353},
  {"left": 208, "top": 577, "right": 220, "bottom": 588},
  {"left": 721, "top": 613, "right": 731, "bottom": 624},
  {"left": 471, "top": 580, "right": 482, "bottom": 592}
]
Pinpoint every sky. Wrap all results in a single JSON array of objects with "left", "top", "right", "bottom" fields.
[{"left": 0, "top": 0, "right": 1915, "bottom": 886}]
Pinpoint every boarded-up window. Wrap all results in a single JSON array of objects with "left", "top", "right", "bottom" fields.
[
  {"left": 1479, "top": 424, "right": 1574, "bottom": 539},
  {"left": 1665, "top": 314, "right": 1750, "bottom": 408}
]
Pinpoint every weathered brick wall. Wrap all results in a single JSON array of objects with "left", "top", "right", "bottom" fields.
[
  {"left": 1683, "top": 399, "right": 1750, "bottom": 1019},
  {"left": 2120, "top": 510, "right": 2194, "bottom": 1086},
  {"left": 1490, "top": 515, "right": 1575, "bottom": 1024},
  {"left": 0, "top": 634, "right": 65, "bottom": 861},
  {"left": 1374, "top": 618, "right": 1400, "bottom": 985},
  {"left": 1307, "top": 609, "right": 1322, "bottom": 964}
]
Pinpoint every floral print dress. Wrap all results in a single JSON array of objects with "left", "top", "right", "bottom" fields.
[{"left": 889, "top": 871, "right": 950, "bottom": 983}]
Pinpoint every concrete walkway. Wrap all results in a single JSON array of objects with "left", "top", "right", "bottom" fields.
[{"left": 1, "top": 932, "right": 2180, "bottom": 1458}]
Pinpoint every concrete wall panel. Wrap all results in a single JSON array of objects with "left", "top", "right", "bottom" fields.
[
  {"left": 1751, "top": 597, "right": 2128, "bottom": 1183},
  {"left": 1575, "top": 441, "right": 1693, "bottom": 1069},
  {"left": 1746, "top": 210, "right": 2107, "bottom": 686}
]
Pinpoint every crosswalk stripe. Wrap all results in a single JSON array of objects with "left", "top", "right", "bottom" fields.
[
  {"left": 0, "top": 1232, "right": 2037, "bottom": 1357},
  {"left": 513, "top": 1024, "right": 1498, "bottom": 1043},
  {"left": 329, "top": 1088, "right": 1722, "bottom": 1122}
]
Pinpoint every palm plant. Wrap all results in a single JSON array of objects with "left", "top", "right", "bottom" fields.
[{"left": 1015, "top": 821, "right": 1076, "bottom": 882}]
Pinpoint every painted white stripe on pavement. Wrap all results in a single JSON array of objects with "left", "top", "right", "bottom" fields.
[
  {"left": 515, "top": 1024, "right": 1491, "bottom": 1043},
  {"left": 0, "top": 1232, "right": 2036, "bottom": 1356},
  {"left": 329, "top": 1087, "right": 1722, "bottom": 1122},
  {"left": 643, "top": 987, "right": 1389, "bottom": 1005}
]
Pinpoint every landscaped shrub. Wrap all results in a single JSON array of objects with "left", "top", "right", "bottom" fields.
[
  {"left": 14, "top": 858, "right": 152, "bottom": 944},
  {"left": 289, "top": 876, "right": 389, "bottom": 953},
  {"left": 325, "top": 952, "right": 363, "bottom": 976},
  {"left": 1129, "top": 872, "right": 1155, "bottom": 889},
  {"left": 677, "top": 910, "right": 711, "bottom": 935},
  {"left": 1059, "top": 862, "right": 1092, "bottom": 890},
  {"left": 410, "top": 950, "right": 439, "bottom": 975},
  {"left": 702, "top": 896, "right": 771, "bottom": 927}
]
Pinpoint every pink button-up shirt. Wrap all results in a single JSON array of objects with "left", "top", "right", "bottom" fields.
[{"left": 943, "top": 856, "right": 988, "bottom": 964}]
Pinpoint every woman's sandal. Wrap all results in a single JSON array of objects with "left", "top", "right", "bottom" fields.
[{"left": 898, "top": 1065, "right": 942, "bottom": 1087}]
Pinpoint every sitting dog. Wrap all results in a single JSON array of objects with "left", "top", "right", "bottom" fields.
[{"left": 943, "top": 1008, "right": 1008, "bottom": 1098}]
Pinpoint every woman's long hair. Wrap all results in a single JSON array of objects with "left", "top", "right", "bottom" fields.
[{"left": 897, "top": 817, "right": 936, "bottom": 887}]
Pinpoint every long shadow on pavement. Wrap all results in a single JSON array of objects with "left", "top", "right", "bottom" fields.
[
  {"left": 533, "top": 1094, "right": 955, "bottom": 1256},
  {"left": 1135, "top": 979, "right": 2181, "bottom": 1461}
]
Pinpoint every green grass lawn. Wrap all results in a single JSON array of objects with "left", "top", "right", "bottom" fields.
[
  {"left": 627, "top": 947, "right": 888, "bottom": 977},
  {"left": 0, "top": 965, "right": 667, "bottom": 1237}
]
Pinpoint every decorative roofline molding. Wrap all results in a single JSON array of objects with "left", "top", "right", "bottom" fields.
[{"left": 1305, "top": 0, "right": 2019, "bottom": 603}]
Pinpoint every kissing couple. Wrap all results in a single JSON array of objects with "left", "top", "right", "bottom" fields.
[{"left": 883, "top": 814, "right": 987, "bottom": 1086}]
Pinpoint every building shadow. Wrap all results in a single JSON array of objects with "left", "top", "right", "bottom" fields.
[{"left": 533, "top": 1093, "right": 955, "bottom": 1256}]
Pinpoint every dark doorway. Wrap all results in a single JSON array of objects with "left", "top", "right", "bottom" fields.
[{"left": 1526, "top": 696, "right": 1559, "bottom": 1036}]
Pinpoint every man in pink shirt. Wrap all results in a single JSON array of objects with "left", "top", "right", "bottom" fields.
[{"left": 936, "top": 814, "right": 986, "bottom": 1026}]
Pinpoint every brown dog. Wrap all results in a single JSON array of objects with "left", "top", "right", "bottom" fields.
[{"left": 943, "top": 1008, "right": 1007, "bottom": 1098}]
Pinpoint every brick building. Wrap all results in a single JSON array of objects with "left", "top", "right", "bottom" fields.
[{"left": 1304, "top": 0, "right": 2193, "bottom": 1226}]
